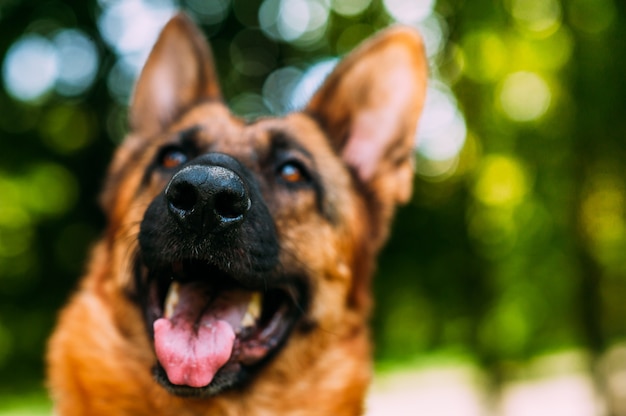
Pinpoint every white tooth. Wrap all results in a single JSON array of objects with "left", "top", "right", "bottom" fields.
[
  {"left": 241, "top": 312, "right": 255, "bottom": 328},
  {"left": 248, "top": 292, "right": 262, "bottom": 319},
  {"left": 164, "top": 281, "right": 180, "bottom": 319},
  {"left": 241, "top": 292, "right": 262, "bottom": 328}
]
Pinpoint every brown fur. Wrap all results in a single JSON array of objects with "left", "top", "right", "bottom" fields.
[{"left": 47, "top": 14, "right": 427, "bottom": 415}]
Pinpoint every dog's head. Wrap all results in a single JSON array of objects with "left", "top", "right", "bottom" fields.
[{"left": 101, "top": 14, "right": 426, "bottom": 398}]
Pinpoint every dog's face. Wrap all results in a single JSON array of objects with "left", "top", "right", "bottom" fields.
[
  {"left": 127, "top": 106, "right": 366, "bottom": 397},
  {"left": 59, "top": 13, "right": 426, "bottom": 406}
]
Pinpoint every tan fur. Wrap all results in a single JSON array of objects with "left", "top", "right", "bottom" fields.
[{"left": 47, "top": 14, "right": 427, "bottom": 415}]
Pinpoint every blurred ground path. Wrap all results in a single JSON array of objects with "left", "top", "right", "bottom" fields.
[{"left": 367, "top": 365, "right": 603, "bottom": 416}]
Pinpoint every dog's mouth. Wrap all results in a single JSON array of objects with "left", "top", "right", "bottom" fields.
[{"left": 143, "top": 259, "right": 304, "bottom": 395}]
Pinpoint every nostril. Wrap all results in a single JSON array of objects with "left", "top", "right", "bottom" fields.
[
  {"left": 167, "top": 181, "right": 198, "bottom": 212},
  {"left": 214, "top": 191, "right": 250, "bottom": 220}
]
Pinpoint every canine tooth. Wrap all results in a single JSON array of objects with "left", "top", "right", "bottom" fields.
[
  {"left": 241, "top": 312, "right": 255, "bottom": 328},
  {"left": 164, "top": 281, "right": 180, "bottom": 319},
  {"left": 241, "top": 292, "right": 262, "bottom": 327},
  {"left": 249, "top": 292, "right": 262, "bottom": 319}
]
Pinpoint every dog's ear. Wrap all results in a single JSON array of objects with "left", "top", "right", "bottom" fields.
[
  {"left": 129, "top": 13, "right": 221, "bottom": 136},
  {"left": 306, "top": 27, "right": 427, "bottom": 207}
]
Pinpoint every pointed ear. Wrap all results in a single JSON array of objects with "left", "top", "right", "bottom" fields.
[
  {"left": 129, "top": 13, "right": 221, "bottom": 136},
  {"left": 306, "top": 27, "right": 428, "bottom": 205}
]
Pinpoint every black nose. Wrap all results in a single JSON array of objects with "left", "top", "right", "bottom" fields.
[{"left": 165, "top": 164, "right": 250, "bottom": 234}]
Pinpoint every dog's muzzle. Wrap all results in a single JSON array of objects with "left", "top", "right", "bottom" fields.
[{"left": 137, "top": 151, "right": 307, "bottom": 396}]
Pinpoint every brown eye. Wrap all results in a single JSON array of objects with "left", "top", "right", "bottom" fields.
[
  {"left": 278, "top": 162, "right": 307, "bottom": 184},
  {"left": 159, "top": 147, "right": 188, "bottom": 169}
]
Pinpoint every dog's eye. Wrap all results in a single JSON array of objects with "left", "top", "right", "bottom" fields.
[
  {"left": 158, "top": 146, "right": 188, "bottom": 169},
  {"left": 277, "top": 161, "right": 308, "bottom": 184}
]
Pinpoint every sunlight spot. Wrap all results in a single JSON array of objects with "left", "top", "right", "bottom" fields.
[
  {"left": 186, "top": 0, "right": 231, "bottom": 25},
  {"left": 262, "top": 67, "right": 303, "bottom": 114},
  {"left": 416, "top": 14, "right": 447, "bottom": 59},
  {"left": 289, "top": 58, "right": 338, "bottom": 110},
  {"left": 507, "top": 0, "right": 562, "bottom": 36},
  {"left": 415, "top": 156, "right": 459, "bottom": 181},
  {"left": 259, "top": 0, "right": 282, "bottom": 39},
  {"left": 260, "top": 0, "right": 329, "bottom": 46},
  {"left": 21, "top": 164, "right": 78, "bottom": 218},
  {"left": 107, "top": 59, "right": 135, "bottom": 104},
  {"left": 480, "top": 293, "right": 530, "bottom": 355},
  {"left": 98, "top": 0, "right": 175, "bottom": 75},
  {"left": 416, "top": 81, "right": 467, "bottom": 163},
  {"left": 0, "top": 221, "right": 33, "bottom": 259},
  {"left": 498, "top": 72, "right": 551, "bottom": 122},
  {"left": 581, "top": 173, "right": 625, "bottom": 247},
  {"left": 331, "top": 0, "right": 371, "bottom": 17},
  {"left": 461, "top": 31, "right": 507, "bottom": 83},
  {"left": 53, "top": 29, "right": 99, "bottom": 96},
  {"left": 528, "top": 28, "right": 574, "bottom": 71},
  {"left": 229, "top": 93, "right": 270, "bottom": 118},
  {"left": 40, "top": 105, "right": 95, "bottom": 154},
  {"left": 383, "top": 0, "right": 434, "bottom": 24},
  {"left": 473, "top": 155, "right": 529, "bottom": 207},
  {"left": 278, "top": 0, "right": 310, "bottom": 41},
  {"left": 2, "top": 35, "right": 58, "bottom": 102},
  {"left": 0, "top": 176, "right": 30, "bottom": 227}
]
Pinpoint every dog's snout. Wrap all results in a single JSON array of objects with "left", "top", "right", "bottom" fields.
[{"left": 165, "top": 165, "right": 250, "bottom": 234}]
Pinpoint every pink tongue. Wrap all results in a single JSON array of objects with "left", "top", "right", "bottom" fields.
[{"left": 153, "top": 283, "right": 246, "bottom": 388}]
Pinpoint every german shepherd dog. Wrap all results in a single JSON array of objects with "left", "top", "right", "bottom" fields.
[{"left": 47, "top": 13, "right": 427, "bottom": 415}]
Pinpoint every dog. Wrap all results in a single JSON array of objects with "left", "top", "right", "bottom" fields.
[{"left": 47, "top": 13, "right": 427, "bottom": 415}]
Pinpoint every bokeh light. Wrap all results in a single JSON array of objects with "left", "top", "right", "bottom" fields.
[
  {"left": 53, "top": 29, "right": 99, "bottom": 96},
  {"left": 581, "top": 172, "right": 626, "bottom": 269},
  {"left": 521, "top": 27, "right": 574, "bottom": 72},
  {"left": 186, "top": 0, "right": 231, "bottom": 25},
  {"left": 473, "top": 155, "right": 529, "bottom": 207},
  {"left": 461, "top": 30, "right": 507, "bottom": 83},
  {"left": 506, "top": 0, "right": 562, "bottom": 36},
  {"left": 331, "top": 0, "right": 371, "bottom": 17},
  {"left": 416, "top": 81, "right": 467, "bottom": 165},
  {"left": 2, "top": 35, "right": 58, "bottom": 102},
  {"left": 22, "top": 163, "right": 78, "bottom": 218},
  {"left": 416, "top": 13, "right": 447, "bottom": 59},
  {"left": 229, "top": 92, "right": 270, "bottom": 118},
  {"left": 498, "top": 72, "right": 552, "bottom": 122},
  {"left": 259, "top": 0, "right": 330, "bottom": 47},
  {"left": 383, "top": 0, "right": 435, "bottom": 25},
  {"left": 98, "top": 0, "right": 176, "bottom": 100},
  {"left": 416, "top": 81, "right": 467, "bottom": 178},
  {"left": 107, "top": 60, "right": 135, "bottom": 104},
  {"left": 39, "top": 105, "right": 96, "bottom": 154},
  {"left": 98, "top": 0, "right": 175, "bottom": 67},
  {"left": 262, "top": 66, "right": 303, "bottom": 114},
  {"left": 278, "top": 0, "right": 314, "bottom": 41},
  {"left": 289, "top": 58, "right": 338, "bottom": 110}
]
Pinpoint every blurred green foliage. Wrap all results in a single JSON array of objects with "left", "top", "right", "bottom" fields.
[{"left": 0, "top": 0, "right": 625, "bottom": 397}]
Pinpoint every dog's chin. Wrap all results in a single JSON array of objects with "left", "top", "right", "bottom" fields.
[
  {"left": 136, "top": 258, "right": 307, "bottom": 397},
  {"left": 153, "top": 362, "right": 243, "bottom": 397}
]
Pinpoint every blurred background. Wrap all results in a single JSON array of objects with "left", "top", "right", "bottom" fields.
[{"left": 0, "top": 0, "right": 625, "bottom": 414}]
